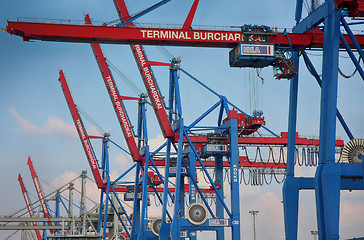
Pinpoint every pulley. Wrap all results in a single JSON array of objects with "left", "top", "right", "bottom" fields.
[
  {"left": 342, "top": 139, "right": 364, "bottom": 163},
  {"left": 151, "top": 218, "right": 162, "bottom": 236},
  {"left": 187, "top": 202, "right": 209, "bottom": 225}
]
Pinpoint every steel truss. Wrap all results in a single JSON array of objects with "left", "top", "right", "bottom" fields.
[{"left": 283, "top": 1, "right": 364, "bottom": 240}]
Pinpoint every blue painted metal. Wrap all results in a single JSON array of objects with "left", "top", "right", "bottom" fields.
[
  {"left": 282, "top": 50, "right": 300, "bottom": 240},
  {"left": 285, "top": 1, "right": 364, "bottom": 239},
  {"left": 215, "top": 156, "right": 224, "bottom": 240},
  {"left": 116, "top": 0, "right": 171, "bottom": 27},
  {"left": 293, "top": 1, "right": 329, "bottom": 33},
  {"left": 341, "top": 16, "right": 364, "bottom": 63},
  {"left": 302, "top": 51, "right": 354, "bottom": 140},
  {"left": 112, "top": 163, "right": 136, "bottom": 185},
  {"left": 171, "top": 119, "right": 184, "bottom": 240},
  {"left": 339, "top": 32, "right": 364, "bottom": 81}
]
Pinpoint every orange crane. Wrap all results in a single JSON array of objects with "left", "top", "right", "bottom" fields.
[{"left": 18, "top": 174, "right": 42, "bottom": 240}]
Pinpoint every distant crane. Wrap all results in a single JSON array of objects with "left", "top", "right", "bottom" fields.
[
  {"left": 27, "top": 157, "right": 54, "bottom": 234},
  {"left": 18, "top": 173, "right": 42, "bottom": 240}
]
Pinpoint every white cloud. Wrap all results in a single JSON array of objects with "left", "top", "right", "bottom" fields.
[{"left": 9, "top": 107, "right": 77, "bottom": 138}]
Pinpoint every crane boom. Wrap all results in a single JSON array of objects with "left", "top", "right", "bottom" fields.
[
  {"left": 18, "top": 174, "right": 42, "bottom": 240},
  {"left": 6, "top": 20, "right": 364, "bottom": 49},
  {"left": 27, "top": 157, "right": 54, "bottom": 233},
  {"left": 113, "top": 0, "right": 175, "bottom": 138},
  {"left": 58, "top": 70, "right": 105, "bottom": 188},
  {"left": 85, "top": 15, "right": 142, "bottom": 162}
]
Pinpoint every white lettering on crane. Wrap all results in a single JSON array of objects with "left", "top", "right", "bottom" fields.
[
  {"left": 105, "top": 76, "right": 133, "bottom": 138},
  {"left": 33, "top": 176, "right": 49, "bottom": 216},
  {"left": 232, "top": 164, "right": 238, "bottom": 183},
  {"left": 75, "top": 119, "right": 98, "bottom": 170},
  {"left": 134, "top": 45, "right": 163, "bottom": 110},
  {"left": 141, "top": 30, "right": 241, "bottom": 42}
]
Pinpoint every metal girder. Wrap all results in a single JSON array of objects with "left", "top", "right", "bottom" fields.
[
  {"left": 0, "top": 225, "right": 68, "bottom": 230},
  {"left": 6, "top": 20, "right": 364, "bottom": 50},
  {"left": 293, "top": 1, "right": 329, "bottom": 33},
  {"left": 0, "top": 217, "right": 87, "bottom": 222}
]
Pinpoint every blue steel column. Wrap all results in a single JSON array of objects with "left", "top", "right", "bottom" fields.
[
  {"left": 282, "top": 51, "right": 300, "bottom": 240},
  {"left": 228, "top": 112, "right": 240, "bottom": 240},
  {"left": 55, "top": 191, "right": 60, "bottom": 236},
  {"left": 188, "top": 148, "right": 197, "bottom": 240},
  {"left": 315, "top": 2, "right": 341, "bottom": 239},
  {"left": 171, "top": 119, "right": 184, "bottom": 240},
  {"left": 138, "top": 146, "right": 150, "bottom": 240},
  {"left": 215, "top": 156, "right": 224, "bottom": 239},
  {"left": 102, "top": 138, "right": 110, "bottom": 240},
  {"left": 131, "top": 163, "right": 142, "bottom": 240},
  {"left": 159, "top": 138, "right": 172, "bottom": 240}
]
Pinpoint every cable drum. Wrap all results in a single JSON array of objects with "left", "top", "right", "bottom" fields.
[
  {"left": 342, "top": 139, "right": 364, "bottom": 163},
  {"left": 187, "top": 202, "right": 209, "bottom": 225},
  {"left": 151, "top": 218, "right": 162, "bottom": 236}
]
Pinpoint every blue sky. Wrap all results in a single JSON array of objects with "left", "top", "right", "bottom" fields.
[{"left": 1, "top": 0, "right": 364, "bottom": 239}]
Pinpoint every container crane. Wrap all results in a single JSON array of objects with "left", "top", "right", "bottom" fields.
[
  {"left": 112, "top": 0, "right": 175, "bottom": 139},
  {"left": 6, "top": 1, "right": 364, "bottom": 239},
  {"left": 18, "top": 174, "right": 42, "bottom": 240},
  {"left": 85, "top": 14, "right": 142, "bottom": 163},
  {"left": 27, "top": 157, "right": 54, "bottom": 234},
  {"left": 58, "top": 70, "right": 105, "bottom": 189}
]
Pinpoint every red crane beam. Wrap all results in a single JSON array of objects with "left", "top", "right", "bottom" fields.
[
  {"left": 151, "top": 157, "right": 287, "bottom": 168},
  {"left": 112, "top": 0, "right": 175, "bottom": 138},
  {"left": 178, "top": 132, "right": 344, "bottom": 146},
  {"left": 113, "top": 184, "right": 218, "bottom": 193},
  {"left": 6, "top": 20, "right": 364, "bottom": 49},
  {"left": 85, "top": 14, "right": 142, "bottom": 162},
  {"left": 18, "top": 174, "right": 42, "bottom": 240},
  {"left": 58, "top": 70, "right": 105, "bottom": 189},
  {"left": 27, "top": 157, "right": 54, "bottom": 233}
]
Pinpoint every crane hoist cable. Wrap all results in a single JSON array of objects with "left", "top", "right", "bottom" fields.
[
  {"left": 338, "top": 56, "right": 361, "bottom": 79},
  {"left": 76, "top": 106, "right": 107, "bottom": 135},
  {"left": 106, "top": 59, "right": 144, "bottom": 94}
]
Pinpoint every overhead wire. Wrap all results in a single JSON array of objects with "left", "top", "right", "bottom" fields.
[
  {"left": 77, "top": 106, "right": 106, "bottom": 135},
  {"left": 106, "top": 59, "right": 144, "bottom": 94}
]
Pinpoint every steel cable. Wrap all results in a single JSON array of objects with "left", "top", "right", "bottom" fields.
[{"left": 263, "top": 169, "right": 273, "bottom": 185}]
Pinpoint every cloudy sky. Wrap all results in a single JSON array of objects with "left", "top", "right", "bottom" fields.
[{"left": 1, "top": 0, "right": 364, "bottom": 239}]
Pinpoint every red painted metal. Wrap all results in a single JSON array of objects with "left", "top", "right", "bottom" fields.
[
  {"left": 172, "top": 132, "right": 344, "bottom": 146},
  {"left": 6, "top": 21, "right": 364, "bottom": 49},
  {"left": 113, "top": 184, "right": 216, "bottom": 193},
  {"left": 239, "top": 157, "right": 286, "bottom": 168},
  {"left": 113, "top": 0, "right": 175, "bottom": 139},
  {"left": 27, "top": 157, "right": 54, "bottom": 233},
  {"left": 85, "top": 14, "right": 142, "bottom": 162},
  {"left": 336, "top": 0, "right": 364, "bottom": 17},
  {"left": 151, "top": 156, "right": 286, "bottom": 168},
  {"left": 58, "top": 70, "right": 105, "bottom": 189},
  {"left": 18, "top": 174, "right": 42, "bottom": 240},
  {"left": 182, "top": 0, "right": 200, "bottom": 30}
]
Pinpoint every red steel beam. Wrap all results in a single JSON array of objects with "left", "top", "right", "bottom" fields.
[
  {"left": 27, "top": 157, "right": 54, "bottom": 233},
  {"left": 58, "top": 70, "right": 105, "bottom": 188},
  {"left": 178, "top": 132, "right": 344, "bottom": 146},
  {"left": 113, "top": 184, "right": 216, "bottom": 193},
  {"left": 85, "top": 15, "right": 142, "bottom": 162},
  {"left": 18, "top": 174, "right": 42, "bottom": 240},
  {"left": 113, "top": 0, "right": 175, "bottom": 138},
  {"left": 6, "top": 21, "right": 364, "bottom": 49}
]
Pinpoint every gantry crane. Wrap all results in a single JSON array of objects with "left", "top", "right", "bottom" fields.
[
  {"left": 27, "top": 157, "right": 54, "bottom": 234},
  {"left": 18, "top": 174, "right": 42, "bottom": 240},
  {"left": 7, "top": 0, "right": 364, "bottom": 239}
]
